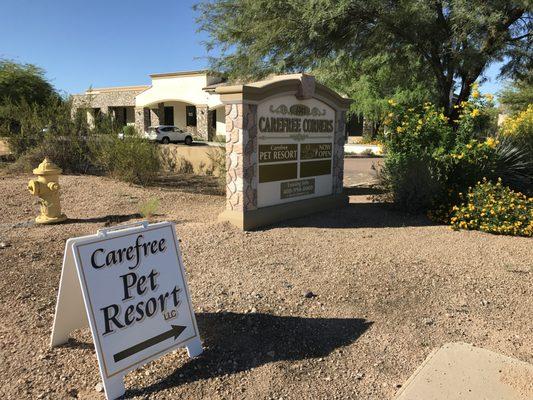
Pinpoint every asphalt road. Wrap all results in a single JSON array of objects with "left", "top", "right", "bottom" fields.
[{"left": 343, "top": 156, "right": 382, "bottom": 186}]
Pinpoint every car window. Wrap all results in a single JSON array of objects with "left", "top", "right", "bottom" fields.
[
  {"left": 173, "top": 127, "right": 183, "bottom": 133},
  {"left": 161, "top": 127, "right": 172, "bottom": 132}
]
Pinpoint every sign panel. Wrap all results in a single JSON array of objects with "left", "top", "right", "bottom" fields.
[
  {"left": 50, "top": 222, "right": 202, "bottom": 400},
  {"left": 259, "top": 163, "right": 298, "bottom": 183},
  {"left": 257, "top": 96, "right": 335, "bottom": 207},
  {"left": 300, "top": 143, "right": 332, "bottom": 160},
  {"left": 259, "top": 144, "right": 297, "bottom": 163},
  {"left": 281, "top": 178, "right": 315, "bottom": 199}
]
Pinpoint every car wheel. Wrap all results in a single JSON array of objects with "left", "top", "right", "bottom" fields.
[
  {"left": 184, "top": 136, "right": 193, "bottom": 146},
  {"left": 161, "top": 137, "right": 170, "bottom": 144}
]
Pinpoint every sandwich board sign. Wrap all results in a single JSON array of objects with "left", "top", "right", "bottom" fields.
[{"left": 50, "top": 221, "right": 202, "bottom": 399}]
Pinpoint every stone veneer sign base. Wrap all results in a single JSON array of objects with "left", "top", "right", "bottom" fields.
[
  {"left": 218, "top": 193, "right": 348, "bottom": 230},
  {"left": 395, "top": 342, "right": 533, "bottom": 400},
  {"left": 215, "top": 74, "right": 351, "bottom": 230}
]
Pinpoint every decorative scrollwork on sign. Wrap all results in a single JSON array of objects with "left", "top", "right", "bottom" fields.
[
  {"left": 269, "top": 104, "right": 289, "bottom": 115},
  {"left": 310, "top": 107, "right": 326, "bottom": 116},
  {"left": 269, "top": 103, "right": 326, "bottom": 117},
  {"left": 289, "top": 104, "right": 311, "bottom": 116}
]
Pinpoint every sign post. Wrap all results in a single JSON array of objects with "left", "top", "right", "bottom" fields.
[{"left": 51, "top": 221, "right": 202, "bottom": 399}]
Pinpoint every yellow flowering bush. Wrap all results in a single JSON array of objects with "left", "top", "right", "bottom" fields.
[
  {"left": 500, "top": 105, "right": 533, "bottom": 159},
  {"left": 382, "top": 86, "right": 530, "bottom": 215},
  {"left": 502, "top": 104, "right": 533, "bottom": 137},
  {"left": 450, "top": 178, "right": 533, "bottom": 237}
]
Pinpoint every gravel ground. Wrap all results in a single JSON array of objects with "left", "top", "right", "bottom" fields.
[{"left": 0, "top": 173, "right": 531, "bottom": 400}]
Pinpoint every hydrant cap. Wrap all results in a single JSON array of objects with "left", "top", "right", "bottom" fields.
[{"left": 33, "top": 158, "right": 62, "bottom": 175}]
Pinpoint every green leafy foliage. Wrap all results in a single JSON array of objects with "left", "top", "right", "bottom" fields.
[
  {"left": 500, "top": 104, "right": 533, "bottom": 163},
  {"left": 196, "top": 0, "right": 531, "bottom": 119},
  {"left": 314, "top": 53, "right": 436, "bottom": 137},
  {"left": 450, "top": 179, "right": 533, "bottom": 237},
  {"left": 499, "top": 74, "right": 533, "bottom": 114},
  {"left": 122, "top": 125, "right": 137, "bottom": 136},
  {"left": 4, "top": 98, "right": 94, "bottom": 173},
  {"left": 0, "top": 59, "right": 59, "bottom": 107},
  {"left": 380, "top": 92, "right": 531, "bottom": 216},
  {"left": 138, "top": 198, "right": 160, "bottom": 219},
  {"left": 89, "top": 136, "right": 161, "bottom": 186}
]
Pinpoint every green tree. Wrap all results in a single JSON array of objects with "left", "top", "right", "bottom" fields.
[
  {"left": 499, "top": 72, "right": 533, "bottom": 114},
  {"left": 314, "top": 52, "right": 436, "bottom": 137},
  {"left": 0, "top": 59, "right": 58, "bottom": 107},
  {"left": 196, "top": 0, "right": 531, "bottom": 122}
]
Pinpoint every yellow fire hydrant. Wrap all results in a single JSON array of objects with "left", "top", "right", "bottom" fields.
[{"left": 28, "top": 158, "right": 67, "bottom": 224}]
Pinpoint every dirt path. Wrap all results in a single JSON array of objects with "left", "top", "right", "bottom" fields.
[{"left": 0, "top": 174, "right": 531, "bottom": 399}]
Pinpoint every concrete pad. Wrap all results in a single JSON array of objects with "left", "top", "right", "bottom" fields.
[{"left": 395, "top": 342, "right": 533, "bottom": 400}]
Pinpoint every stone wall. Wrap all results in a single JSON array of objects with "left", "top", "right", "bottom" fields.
[
  {"left": 72, "top": 88, "right": 146, "bottom": 109},
  {"left": 134, "top": 107, "right": 151, "bottom": 133},
  {"left": 196, "top": 104, "right": 209, "bottom": 141},
  {"left": 207, "top": 109, "right": 216, "bottom": 141},
  {"left": 332, "top": 110, "right": 346, "bottom": 194},
  {"left": 225, "top": 103, "right": 258, "bottom": 212},
  {"left": 149, "top": 103, "right": 164, "bottom": 127}
]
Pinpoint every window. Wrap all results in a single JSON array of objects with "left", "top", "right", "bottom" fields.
[
  {"left": 160, "top": 127, "right": 173, "bottom": 132},
  {"left": 211, "top": 109, "right": 217, "bottom": 129},
  {"left": 164, "top": 106, "right": 174, "bottom": 125},
  {"left": 186, "top": 106, "right": 197, "bottom": 127}
]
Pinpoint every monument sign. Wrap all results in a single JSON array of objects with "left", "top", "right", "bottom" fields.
[
  {"left": 216, "top": 73, "right": 351, "bottom": 229},
  {"left": 50, "top": 221, "right": 202, "bottom": 400}
]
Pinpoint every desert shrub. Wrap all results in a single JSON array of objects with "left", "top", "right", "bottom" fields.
[
  {"left": 90, "top": 136, "right": 160, "bottom": 185},
  {"left": 122, "top": 125, "right": 137, "bottom": 136},
  {"left": 380, "top": 150, "right": 440, "bottom": 212},
  {"left": 381, "top": 101, "right": 455, "bottom": 212},
  {"left": 13, "top": 136, "right": 93, "bottom": 174},
  {"left": 3, "top": 98, "right": 96, "bottom": 173},
  {"left": 381, "top": 88, "right": 531, "bottom": 216},
  {"left": 500, "top": 104, "right": 533, "bottom": 159},
  {"left": 450, "top": 178, "right": 532, "bottom": 237},
  {"left": 1, "top": 100, "right": 49, "bottom": 157},
  {"left": 206, "top": 142, "right": 226, "bottom": 176},
  {"left": 139, "top": 198, "right": 159, "bottom": 219}
]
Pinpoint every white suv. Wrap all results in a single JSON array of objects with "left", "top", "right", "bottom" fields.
[{"left": 144, "top": 126, "right": 193, "bottom": 145}]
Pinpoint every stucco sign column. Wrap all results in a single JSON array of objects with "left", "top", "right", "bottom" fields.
[{"left": 216, "top": 74, "right": 351, "bottom": 230}]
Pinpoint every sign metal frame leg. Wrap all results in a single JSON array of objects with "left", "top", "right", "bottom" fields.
[
  {"left": 102, "top": 374, "right": 126, "bottom": 400},
  {"left": 186, "top": 337, "right": 203, "bottom": 358},
  {"left": 50, "top": 240, "right": 88, "bottom": 347}
]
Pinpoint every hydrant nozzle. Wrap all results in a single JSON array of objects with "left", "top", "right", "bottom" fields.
[{"left": 28, "top": 158, "right": 67, "bottom": 224}]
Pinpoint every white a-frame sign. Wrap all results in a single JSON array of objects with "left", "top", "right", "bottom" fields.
[{"left": 51, "top": 221, "right": 203, "bottom": 399}]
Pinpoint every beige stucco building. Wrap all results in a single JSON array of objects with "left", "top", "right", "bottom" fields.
[{"left": 73, "top": 70, "right": 228, "bottom": 141}]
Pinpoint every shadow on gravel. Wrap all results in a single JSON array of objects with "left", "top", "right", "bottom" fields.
[
  {"left": 344, "top": 186, "right": 386, "bottom": 196},
  {"left": 262, "top": 199, "right": 434, "bottom": 230},
  {"left": 125, "top": 312, "right": 372, "bottom": 397},
  {"left": 65, "top": 213, "right": 143, "bottom": 225},
  {"left": 151, "top": 173, "right": 224, "bottom": 196},
  {"left": 61, "top": 338, "right": 94, "bottom": 350}
]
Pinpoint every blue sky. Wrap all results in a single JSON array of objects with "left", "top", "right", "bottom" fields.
[{"left": 1, "top": 0, "right": 508, "bottom": 98}]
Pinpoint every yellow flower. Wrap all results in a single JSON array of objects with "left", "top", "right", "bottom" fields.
[
  {"left": 484, "top": 93, "right": 494, "bottom": 101},
  {"left": 472, "top": 90, "right": 480, "bottom": 99},
  {"left": 396, "top": 126, "right": 404, "bottom": 133},
  {"left": 388, "top": 99, "right": 397, "bottom": 106},
  {"left": 470, "top": 109, "right": 480, "bottom": 118},
  {"left": 485, "top": 137, "right": 496, "bottom": 148}
]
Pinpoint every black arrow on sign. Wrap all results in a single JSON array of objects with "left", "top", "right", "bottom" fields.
[{"left": 113, "top": 325, "right": 186, "bottom": 363}]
